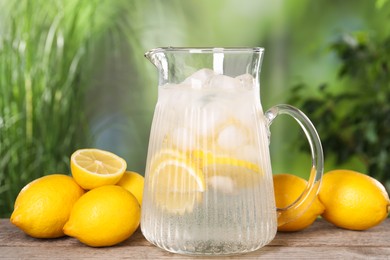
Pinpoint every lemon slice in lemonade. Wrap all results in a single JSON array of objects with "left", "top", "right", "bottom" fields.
[
  {"left": 204, "top": 156, "right": 262, "bottom": 192},
  {"left": 71, "top": 148, "right": 127, "bottom": 190},
  {"left": 149, "top": 150, "right": 205, "bottom": 215}
]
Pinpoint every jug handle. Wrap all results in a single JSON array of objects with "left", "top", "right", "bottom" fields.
[{"left": 265, "top": 104, "right": 324, "bottom": 226}]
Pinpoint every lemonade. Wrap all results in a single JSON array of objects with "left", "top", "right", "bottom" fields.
[
  {"left": 141, "top": 69, "right": 278, "bottom": 255},
  {"left": 142, "top": 47, "right": 324, "bottom": 256}
]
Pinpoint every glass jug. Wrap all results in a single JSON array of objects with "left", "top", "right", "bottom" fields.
[{"left": 141, "top": 47, "right": 323, "bottom": 256}]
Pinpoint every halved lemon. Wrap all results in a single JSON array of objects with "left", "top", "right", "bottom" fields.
[
  {"left": 204, "top": 156, "right": 262, "bottom": 192},
  {"left": 70, "top": 148, "right": 127, "bottom": 190},
  {"left": 149, "top": 150, "right": 205, "bottom": 215}
]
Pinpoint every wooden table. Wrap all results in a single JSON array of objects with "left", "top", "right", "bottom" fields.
[{"left": 1, "top": 218, "right": 389, "bottom": 259}]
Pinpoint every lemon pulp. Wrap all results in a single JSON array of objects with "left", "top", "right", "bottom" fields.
[{"left": 70, "top": 148, "right": 127, "bottom": 189}]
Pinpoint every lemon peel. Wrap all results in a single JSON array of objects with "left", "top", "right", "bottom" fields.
[
  {"left": 319, "top": 169, "right": 390, "bottom": 230},
  {"left": 117, "top": 171, "right": 144, "bottom": 205},
  {"left": 273, "top": 173, "right": 324, "bottom": 232},
  {"left": 63, "top": 185, "right": 140, "bottom": 247},
  {"left": 10, "top": 174, "right": 85, "bottom": 238}
]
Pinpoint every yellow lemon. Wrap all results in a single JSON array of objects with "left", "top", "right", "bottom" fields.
[
  {"left": 10, "top": 174, "right": 85, "bottom": 238},
  {"left": 318, "top": 169, "right": 390, "bottom": 230},
  {"left": 273, "top": 173, "right": 325, "bottom": 232},
  {"left": 117, "top": 171, "right": 144, "bottom": 205},
  {"left": 149, "top": 150, "right": 205, "bottom": 214},
  {"left": 63, "top": 185, "right": 140, "bottom": 247},
  {"left": 70, "top": 148, "right": 127, "bottom": 190}
]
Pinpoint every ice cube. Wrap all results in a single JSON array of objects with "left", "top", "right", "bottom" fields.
[
  {"left": 217, "top": 125, "right": 248, "bottom": 150},
  {"left": 159, "top": 89, "right": 189, "bottom": 122},
  {"left": 235, "top": 73, "right": 255, "bottom": 90},
  {"left": 171, "top": 127, "right": 195, "bottom": 150},
  {"left": 207, "top": 74, "right": 241, "bottom": 90},
  {"left": 236, "top": 145, "right": 259, "bottom": 163},
  {"left": 183, "top": 68, "right": 215, "bottom": 89},
  {"left": 208, "top": 175, "right": 234, "bottom": 193},
  {"left": 161, "top": 82, "right": 178, "bottom": 89},
  {"left": 199, "top": 101, "right": 228, "bottom": 136}
]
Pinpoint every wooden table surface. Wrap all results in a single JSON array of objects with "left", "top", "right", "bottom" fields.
[{"left": 1, "top": 218, "right": 389, "bottom": 259}]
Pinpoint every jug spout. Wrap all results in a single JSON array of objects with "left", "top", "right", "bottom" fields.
[
  {"left": 144, "top": 48, "right": 171, "bottom": 84},
  {"left": 145, "top": 48, "right": 169, "bottom": 74},
  {"left": 144, "top": 49, "right": 154, "bottom": 63},
  {"left": 144, "top": 48, "right": 164, "bottom": 68}
]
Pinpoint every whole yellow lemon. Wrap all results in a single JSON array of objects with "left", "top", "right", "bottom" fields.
[
  {"left": 116, "top": 171, "right": 144, "bottom": 205},
  {"left": 63, "top": 185, "right": 140, "bottom": 247},
  {"left": 273, "top": 173, "right": 325, "bottom": 232},
  {"left": 319, "top": 169, "right": 390, "bottom": 230},
  {"left": 10, "top": 174, "right": 85, "bottom": 238}
]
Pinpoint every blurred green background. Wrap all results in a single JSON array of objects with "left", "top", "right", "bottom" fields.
[{"left": 1, "top": 0, "right": 389, "bottom": 217}]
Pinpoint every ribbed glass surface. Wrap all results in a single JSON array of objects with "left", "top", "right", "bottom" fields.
[{"left": 141, "top": 77, "right": 277, "bottom": 255}]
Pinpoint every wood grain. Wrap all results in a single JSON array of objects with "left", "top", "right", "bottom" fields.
[{"left": 1, "top": 219, "right": 389, "bottom": 259}]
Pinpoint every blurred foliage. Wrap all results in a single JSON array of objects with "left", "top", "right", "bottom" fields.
[
  {"left": 290, "top": 32, "right": 390, "bottom": 191},
  {"left": 0, "top": 0, "right": 146, "bottom": 217},
  {"left": 0, "top": 0, "right": 93, "bottom": 217}
]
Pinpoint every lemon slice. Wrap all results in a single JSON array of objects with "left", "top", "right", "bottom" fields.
[
  {"left": 70, "top": 148, "right": 127, "bottom": 190},
  {"left": 150, "top": 148, "right": 187, "bottom": 163},
  {"left": 149, "top": 151, "right": 205, "bottom": 215},
  {"left": 186, "top": 149, "right": 214, "bottom": 168},
  {"left": 204, "top": 156, "right": 262, "bottom": 192}
]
